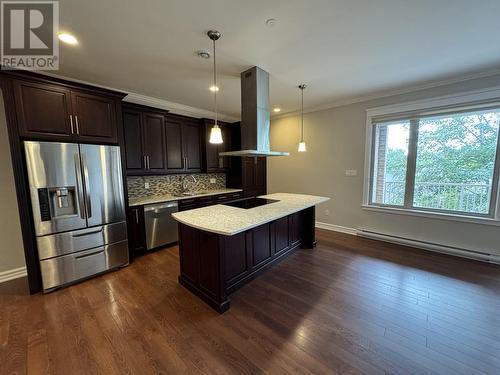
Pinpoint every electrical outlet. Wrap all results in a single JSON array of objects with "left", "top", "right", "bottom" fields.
[
  {"left": 144, "top": 182, "right": 150, "bottom": 189},
  {"left": 324, "top": 209, "right": 330, "bottom": 216},
  {"left": 210, "top": 178, "right": 216, "bottom": 184},
  {"left": 345, "top": 169, "right": 358, "bottom": 176}
]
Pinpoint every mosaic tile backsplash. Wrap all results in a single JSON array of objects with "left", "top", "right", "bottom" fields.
[{"left": 127, "top": 173, "right": 226, "bottom": 198}]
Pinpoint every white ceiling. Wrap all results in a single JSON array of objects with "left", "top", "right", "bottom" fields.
[{"left": 57, "top": 0, "right": 500, "bottom": 118}]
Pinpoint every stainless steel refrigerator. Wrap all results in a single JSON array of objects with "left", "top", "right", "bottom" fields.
[{"left": 24, "top": 141, "right": 129, "bottom": 292}]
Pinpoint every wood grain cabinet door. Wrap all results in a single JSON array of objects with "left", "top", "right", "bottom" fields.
[
  {"left": 204, "top": 122, "right": 232, "bottom": 172},
  {"left": 251, "top": 224, "right": 272, "bottom": 268},
  {"left": 165, "top": 118, "right": 185, "bottom": 172},
  {"left": 122, "top": 110, "right": 144, "bottom": 172},
  {"left": 255, "top": 157, "right": 267, "bottom": 195},
  {"left": 274, "top": 216, "right": 290, "bottom": 255},
  {"left": 289, "top": 212, "right": 302, "bottom": 245},
  {"left": 127, "top": 207, "right": 146, "bottom": 252},
  {"left": 142, "top": 112, "right": 166, "bottom": 172},
  {"left": 71, "top": 90, "right": 117, "bottom": 143},
  {"left": 182, "top": 121, "right": 202, "bottom": 172},
  {"left": 205, "top": 124, "right": 220, "bottom": 171},
  {"left": 242, "top": 157, "right": 257, "bottom": 197},
  {"left": 220, "top": 125, "right": 232, "bottom": 170},
  {"left": 13, "top": 79, "right": 74, "bottom": 140}
]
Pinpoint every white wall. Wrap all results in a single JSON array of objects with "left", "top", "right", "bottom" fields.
[
  {"left": 0, "top": 92, "right": 26, "bottom": 274},
  {"left": 268, "top": 74, "right": 500, "bottom": 256}
]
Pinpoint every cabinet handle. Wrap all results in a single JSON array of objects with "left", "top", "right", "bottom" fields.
[
  {"left": 75, "top": 115, "right": 80, "bottom": 134},
  {"left": 143, "top": 155, "right": 147, "bottom": 169},
  {"left": 185, "top": 156, "right": 188, "bottom": 168},
  {"left": 147, "top": 155, "right": 150, "bottom": 170},
  {"left": 135, "top": 209, "right": 139, "bottom": 223},
  {"left": 69, "top": 115, "right": 74, "bottom": 134}
]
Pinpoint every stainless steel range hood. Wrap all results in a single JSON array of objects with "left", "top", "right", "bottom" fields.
[{"left": 219, "top": 67, "right": 289, "bottom": 157}]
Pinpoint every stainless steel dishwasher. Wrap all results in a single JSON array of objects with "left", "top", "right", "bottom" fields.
[{"left": 144, "top": 202, "right": 178, "bottom": 250}]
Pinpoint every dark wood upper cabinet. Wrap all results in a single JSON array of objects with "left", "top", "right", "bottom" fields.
[
  {"left": 165, "top": 114, "right": 202, "bottom": 174},
  {"left": 122, "top": 103, "right": 167, "bottom": 175},
  {"left": 122, "top": 110, "right": 144, "bottom": 171},
  {"left": 13, "top": 79, "right": 73, "bottom": 139},
  {"left": 241, "top": 157, "right": 267, "bottom": 197},
  {"left": 182, "top": 119, "right": 202, "bottom": 172},
  {"left": 12, "top": 77, "right": 122, "bottom": 144},
  {"left": 142, "top": 113, "right": 166, "bottom": 171},
  {"left": 201, "top": 118, "right": 232, "bottom": 173},
  {"left": 165, "top": 117, "right": 185, "bottom": 173},
  {"left": 71, "top": 90, "right": 117, "bottom": 142}
]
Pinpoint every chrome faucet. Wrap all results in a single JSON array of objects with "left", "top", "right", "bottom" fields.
[{"left": 181, "top": 174, "right": 197, "bottom": 193}]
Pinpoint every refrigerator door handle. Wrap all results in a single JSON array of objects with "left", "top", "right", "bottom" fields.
[
  {"left": 81, "top": 154, "right": 92, "bottom": 218},
  {"left": 74, "top": 153, "right": 86, "bottom": 219}
]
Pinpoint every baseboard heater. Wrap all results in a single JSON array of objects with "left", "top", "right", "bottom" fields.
[{"left": 357, "top": 229, "right": 500, "bottom": 265}]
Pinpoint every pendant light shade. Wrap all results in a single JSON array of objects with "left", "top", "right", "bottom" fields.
[
  {"left": 298, "top": 84, "right": 307, "bottom": 152},
  {"left": 209, "top": 124, "right": 223, "bottom": 144},
  {"left": 208, "top": 30, "right": 223, "bottom": 144}
]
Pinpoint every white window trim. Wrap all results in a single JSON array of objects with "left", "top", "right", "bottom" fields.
[{"left": 363, "top": 85, "right": 500, "bottom": 223}]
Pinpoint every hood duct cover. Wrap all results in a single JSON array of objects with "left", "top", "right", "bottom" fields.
[{"left": 219, "top": 66, "right": 289, "bottom": 157}]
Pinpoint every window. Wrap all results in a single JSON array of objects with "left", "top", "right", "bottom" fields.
[
  {"left": 368, "top": 105, "right": 500, "bottom": 218},
  {"left": 371, "top": 121, "right": 410, "bottom": 206}
]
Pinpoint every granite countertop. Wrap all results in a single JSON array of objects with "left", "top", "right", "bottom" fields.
[
  {"left": 172, "top": 193, "right": 330, "bottom": 236},
  {"left": 128, "top": 188, "right": 243, "bottom": 207}
]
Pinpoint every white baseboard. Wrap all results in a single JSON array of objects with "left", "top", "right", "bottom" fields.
[
  {"left": 315, "top": 221, "right": 357, "bottom": 235},
  {"left": 0, "top": 266, "right": 27, "bottom": 283},
  {"left": 314, "top": 222, "right": 500, "bottom": 265},
  {"left": 357, "top": 229, "right": 500, "bottom": 265}
]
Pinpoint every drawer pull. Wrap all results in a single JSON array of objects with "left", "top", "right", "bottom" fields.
[
  {"left": 72, "top": 228, "right": 103, "bottom": 237},
  {"left": 76, "top": 250, "right": 104, "bottom": 260}
]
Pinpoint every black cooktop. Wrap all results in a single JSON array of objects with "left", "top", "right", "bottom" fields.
[{"left": 222, "top": 197, "right": 279, "bottom": 209}]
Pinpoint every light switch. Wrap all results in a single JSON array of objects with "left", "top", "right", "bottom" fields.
[
  {"left": 345, "top": 169, "right": 357, "bottom": 176},
  {"left": 144, "top": 182, "right": 150, "bottom": 189}
]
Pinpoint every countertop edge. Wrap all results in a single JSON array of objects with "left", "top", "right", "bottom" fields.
[{"left": 172, "top": 197, "right": 330, "bottom": 236}]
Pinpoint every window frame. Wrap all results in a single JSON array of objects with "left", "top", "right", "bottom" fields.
[{"left": 363, "top": 87, "right": 500, "bottom": 223}]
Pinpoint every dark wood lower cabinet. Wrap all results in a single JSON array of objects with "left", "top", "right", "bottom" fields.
[
  {"left": 178, "top": 207, "right": 316, "bottom": 313},
  {"left": 127, "top": 207, "right": 146, "bottom": 253}
]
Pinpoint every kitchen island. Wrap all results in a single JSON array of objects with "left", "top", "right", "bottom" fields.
[{"left": 172, "top": 193, "right": 329, "bottom": 312}]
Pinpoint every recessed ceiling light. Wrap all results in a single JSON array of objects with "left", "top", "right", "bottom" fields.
[
  {"left": 273, "top": 107, "right": 281, "bottom": 113},
  {"left": 209, "top": 85, "right": 219, "bottom": 92},
  {"left": 197, "top": 50, "right": 210, "bottom": 59},
  {"left": 58, "top": 33, "right": 78, "bottom": 45},
  {"left": 266, "top": 18, "right": 277, "bottom": 27}
]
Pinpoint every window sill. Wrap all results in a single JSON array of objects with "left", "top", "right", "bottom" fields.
[{"left": 361, "top": 204, "right": 500, "bottom": 227}]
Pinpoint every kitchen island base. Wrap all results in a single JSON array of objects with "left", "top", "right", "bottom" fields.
[{"left": 178, "top": 206, "right": 315, "bottom": 313}]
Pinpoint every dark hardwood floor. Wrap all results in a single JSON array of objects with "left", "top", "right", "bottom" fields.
[{"left": 1, "top": 229, "right": 500, "bottom": 374}]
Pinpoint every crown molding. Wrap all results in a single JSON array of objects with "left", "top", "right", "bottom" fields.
[
  {"left": 272, "top": 68, "right": 500, "bottom": 120},
  {"left": 28, "top": 71, "right": 239, "bottom": 122},
  {"left": 123, "top": 93, "right": 238, "bottom": 122}
]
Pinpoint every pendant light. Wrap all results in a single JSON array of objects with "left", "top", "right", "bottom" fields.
[
  {"left": 298, "top": 84, "right": 307, "bottom": 152},
  {"left": 208, "top": 30, "right": 223, "bottom": 144}
]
